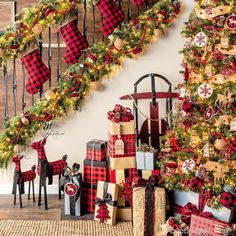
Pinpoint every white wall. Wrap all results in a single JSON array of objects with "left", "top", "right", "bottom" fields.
[{"left": 0, "top": 0, "right": 195, "bottom": 194}]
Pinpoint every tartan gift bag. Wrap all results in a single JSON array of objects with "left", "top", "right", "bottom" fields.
[
  {"left": 20, "top": 46, "right": 50, "bottom": 95},
  {"left": 59, "top": 16, "right": 88, "bottom": 65},
  {"left": 96, "top": 0, "right": 125, "bottom": 36},
  {"left": 108, "top": 104, "right": 136, "bottom": 169}
]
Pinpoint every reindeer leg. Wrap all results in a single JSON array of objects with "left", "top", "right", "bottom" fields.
[
  {"left": 18, "top": 184, "right": 23, "bottom": 208},
  {"left": 32, "top": 180, "right": 35, "bottom": 203},
  {"left": 28, "top": 181, "right": 31, "bottom": 200},
  {"left": 58, "top": 175, "right": 61, "bottom": 200},
  {"left": 44, "top": 185, "right": 48, "bottom": 210},
  {"left": 13, "top": 191, "right": 17, "bottom": 205},
  {"left": 38, "top": 180, "right": 42, "bottom": 206}
]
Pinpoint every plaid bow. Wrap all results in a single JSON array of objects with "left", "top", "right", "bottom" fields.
[{"left": 220, "top": 192, "right": 236, "bottom": 209}]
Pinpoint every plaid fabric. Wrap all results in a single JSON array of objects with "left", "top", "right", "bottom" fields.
[
  {"left": 131, "top": 0, "right": 145, "bottom": 6},
  {"left": 31, "top": 139, "right": 47, "bottom": 160},
  {"left": 108, "top": 134, "right": 136, "bottom": 158},
  {"left": 84, "top": 163, "right": 108, "bottom": 184},
  {"left": 87, "top": 149, "right": 106, "bottom": 161},
  {"left": 189, "top": 214, "right": 230, "bottom": 236},
  {"left": 21, "top": 49, "right": 50, "bottom": 95},
  {"left": 82, "top": 183, "right": 97, "bottom": 213},
  {"left": 21, "top": 169, "right": 36, "bottom": 183},
  {"left": 49, "top": 159, "right": 68, "bottom": 175},
  {"left": 60, "top": 19, "right": 88, "bottom": 65},
  {"left": 97, "top": 0, "right": 125, "bottom": 36}
]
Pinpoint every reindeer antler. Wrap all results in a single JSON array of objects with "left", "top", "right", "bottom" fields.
[{"left": 42, "top": 121, "right": 63, "bottom": 140}]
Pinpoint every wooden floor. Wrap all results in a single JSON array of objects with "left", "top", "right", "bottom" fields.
[{"left": 0, "top": 194, "right": 93, "bottom": 220}]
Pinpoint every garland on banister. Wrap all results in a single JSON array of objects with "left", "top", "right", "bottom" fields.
[{"left": 0, "top": 0, "right": 181, "bottom": 168}]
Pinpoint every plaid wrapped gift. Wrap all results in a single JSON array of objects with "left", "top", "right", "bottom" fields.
[
  {"left": 94, "top": 181, "right": 118, "bottom": 225},
  {"left": 82, "top": 182, "right": 97, "bottom": 213},
  {"left": 133, "top": 175, "right": 166, "bottom": 236},
  {"left": 86, "top": 139, "right": 107, "bottom": 162},
  {"left": 189, "top": 214, "right": 231, "bottom": 236},
  {"left": 83, "top": 159, "right": 108, "bottom": 185}
]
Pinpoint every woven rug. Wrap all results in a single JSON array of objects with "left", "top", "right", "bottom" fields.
[{"left": 0, "top": 220, "right": 132, "bottom": 236}]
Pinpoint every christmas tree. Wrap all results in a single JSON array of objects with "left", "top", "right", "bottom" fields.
[
  {"left": 159, "top": 0, "right": 236, "bottom": 210},
  {"left": 96, "top": 203, "right": 111, "bottom": 223}
]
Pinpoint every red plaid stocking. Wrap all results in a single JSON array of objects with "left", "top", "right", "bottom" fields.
[
  {"left": 97, "top": 0, "right": 125, "bottom": 36},
  {"left": 21, "top": 48, "right": 50, "bottom": 95},
  {"left": 59, "top": 18, "right": 88, "bottom": 65}
]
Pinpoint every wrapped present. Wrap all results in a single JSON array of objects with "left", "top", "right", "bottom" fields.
[
  {"left": 86, "top": 139, "right": 107, "bottom": 162},
  {"left": 116, "top": 207, "right": 132, "bottom": 221},
  {"left": 83, "top": 159, "right": 108, "bottom": 184},
  {"left": 94, "top": 181, "right": 118, "bottom": 225},
  {"left": 60, "top": 163, "right": 82, "bottom": 216},
  {"left": 82, "top": 182, "right": 97, "bottom": 213},
  {"left": 110, "top": 168, "right": 160, "bottom": 207},
  {"left": 189, "top": 214, "right": 231, "bottom": 236},
  {"left": 174, "top": 190, "right": 235, "bottom": 223},
  {"left": 133, "top": 175, "right": 166, "bottom": 236},
  {"left": 136, "top": 144, "right": 157, "bottom": 170},
  {"left": 108, "top": 104, "right": 136, "bottom": 169}
]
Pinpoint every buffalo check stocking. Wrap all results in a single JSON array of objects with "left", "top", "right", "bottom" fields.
[
  {"left": 59, "top": 18, "right": 88, "bottom": 65},
  {"left": 21, "top": 49, "right": 50, "bottom": 95},
  {"left": 96, "top": 0, "right": 125, "bottom": 36}
]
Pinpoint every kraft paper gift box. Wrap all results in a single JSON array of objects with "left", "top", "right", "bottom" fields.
[
  {"left": 116, "top": 207, "right": 132, "bottom": 221},
  {"left": 174, "top": 190, "right": 235, "bottom": 224},
  {"left": 107, "top": 105, "right": 136, "bottom": 170},
  {"left": 136, "top": 150, "right": 157, "bottom": 170},
  {"left": 189, "top": 214, "right": 231, "bottom": 236},
  {"left": 94, "top": 181, "right": 118, "bottom": 225},
  {"left": 132, "top": 176, "right": 166, "bottom": 236},
  {"left": 86, "top": 139, "right": 107, "bottom": 162},
  {"left": 83, "top": 159, "right": 108, "bottom": 185},
  {"left": 110, "top": 168, "right": 160, "bottom": 207},
  {"left": 82, "top": 182, "right": 97, "bottom": 213}
]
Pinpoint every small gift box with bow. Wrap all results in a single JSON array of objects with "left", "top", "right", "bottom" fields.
[
  {"left": 94, "top": 181, "right": 119, "bottom": 225},
  {"left": 136, "top": 144, "right": 157, "bottom": 170},
  {"left": 60, "top": 163, "right": 82, "bottom": 216},
  {"left": 189, "top": 214, "right": 231, "bottom": 236},
  {"left": 108, "top": 104, "right": 136, "bottom": 170},
  {"left": 86, "top": 139, "right": 107, "bottom": 162},
  {"left": 132, "top": 175, "right": 166, "bottom": 236}
]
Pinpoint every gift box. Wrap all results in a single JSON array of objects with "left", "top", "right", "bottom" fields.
[
  {"left": 174, "top": 190, "right": 235, "bottom": 224},
  {"left": 86, "top": 139, "right": 107, "bottom": 161},
  {"left": 108, "top": 105, "right": 136, "bottom": 170},
  {"left": 189, "top": 214, "right": 231, "bottom": 236},
  {"left": 83, "top": 159, "right": 108, "bottom": 184},
  {"left": 133, "top": 175, "right": 166, "bottom": 236},
  {"left": 116, "top": 207, "right": 132, "bottom": 221},
  {"left": 110, "top": 168, "right": 160, "bottom": 207},
  {"left": 136, "top": 145, "right": 157, "bottom": 170},
  {"left": 82, "top": 182, "right": 97, "bottom": 213},
  {"left": 94, "top": 181, "right": 118, "bottom": 225},
  {"left": 60, "top": 164, "right": 82, "bottom": 216}
]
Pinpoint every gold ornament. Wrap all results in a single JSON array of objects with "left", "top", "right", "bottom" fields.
[
  {"left": 45, "top": 90, "right": 56, "bottom": 100},
  {"left": 32, "top": 24, "right": 43, "bottom": 35},
  {"left": 220, "top": 36, "right": 229, "bottom": 49},
  {"left": 0, "top": 48, "right": 4, "bottom": 57},
  {"left": 90, "top": 81, "right": 102, "bottom": 91},
  {"left": 114, "top": 38, "right": 124, "bottom": 50},
  {"left": 205, "top": 64, "right": 214, "bottom": 77},
  {"left": 190, "top": 133, "right": 201, "bottom": 148},
  {"left": 153, "top": 29, "right": 163, "bottom": 38},
  {"left": 230, "top": 117, "right": 236, "bottom": 131},
  {"left": 21, "top": 117, "right": 30, "bottom": 125},
  {"left": 214, "top": 139, "right": 226, "bottom": 151},
  {"left": 13, "top": 144, "right": 23, "bottom": 154}
]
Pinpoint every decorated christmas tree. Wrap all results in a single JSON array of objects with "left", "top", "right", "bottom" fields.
[{"left": 159, "top": 0, "right": 236, "bottom": 210}]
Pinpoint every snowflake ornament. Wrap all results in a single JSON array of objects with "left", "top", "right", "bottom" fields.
[
  {"left": 182, "top": 159, "right": 196, "bottom": 173},
  {"left": 198, "top": 83, "right": 213, "bottom": 99},
  {"left": 194, "top": 32, "right": 207, "bottom": 47}
]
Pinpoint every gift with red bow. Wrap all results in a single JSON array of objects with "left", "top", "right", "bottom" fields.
[
  {"left": 107, "top": 104, "right": 136, "bottom": 169},
  {"left": 132, "top": 175, "right": 166, "bottom": 236},
  {"left": 94, "top": 181, "right": 118, "bottom": 225}
]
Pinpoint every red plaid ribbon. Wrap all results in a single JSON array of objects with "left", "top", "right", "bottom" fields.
[{"left": 107, "top": 104, "right": 134, "bottom": 123}]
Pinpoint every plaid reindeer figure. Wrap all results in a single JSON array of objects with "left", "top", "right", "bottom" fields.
[
  {"left": 31, "top": 129, "right": 68, "bottom": 210},
  {"left": 12, "top": 155, "right": 36, "bottom": 208}
]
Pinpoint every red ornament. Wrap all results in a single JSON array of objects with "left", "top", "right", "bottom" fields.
[
  {"left": 182, "top": 100, "right": 194, "bottom": 113},
  {"left": 132, "top": 47, "right": 142, "bottom": 54},
  {"left": 18, "top": 22, "right": 28, "bottom": 30},
  {"left": 189, "top": 177, "right": 202, "bottom": 191},
  {"left": 64, "top": 183, "right": 77, "bottom": 197},
  {"left": 130, "top": 18, "right": 139, "bottom": 27},
  {"left": 87, "top": 53, "right": 97, "bottom": 62},
  {"left": 226, "top": 15, "right": 236, "bottom": 31},
  {"left": 10, "top": 45, "right": 20, "bottom": 50},
  {"left": 204, "top": 107, "right": 214, "bottom": 121},
  {"left": 45, "top": 8, "right": 56, "bottom": 16},
  {"left": 231, "top": 60, "right": 236, "bottom": 70}
]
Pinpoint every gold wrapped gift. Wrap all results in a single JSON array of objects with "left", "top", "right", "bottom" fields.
[
  {"left": 133, "top": 181, "right": 166, "bottom": 236},
  {"left": 108, "top": 120, "right": 135, "bottom": 135},
  {"left": 116, "top": 207, "right": 132, "bottom": 221}
]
